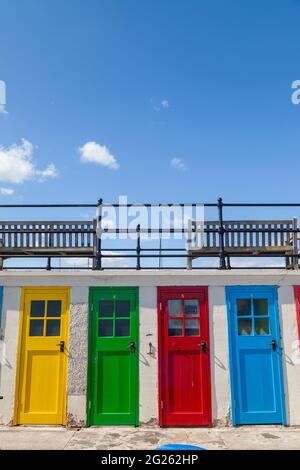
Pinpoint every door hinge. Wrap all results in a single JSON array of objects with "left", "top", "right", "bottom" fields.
[
  {"left": 234, "top": 399, "right": 236, "bottom": 409},
  {"left": 161, "top": 400, "right": 164, "bottom": 410},
  {"left": 159, "top": 302, "right": 162, "bottom": 312},
  {"left": 91, "top": 304, "right": 94, "bottom": 311},
  {"left": 89, "top": 400, "right": 92, "bottom": 410}
]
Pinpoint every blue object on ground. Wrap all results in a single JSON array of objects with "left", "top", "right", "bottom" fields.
[{"left": 156, "top": 444, "right": 206, "bottom": 450}]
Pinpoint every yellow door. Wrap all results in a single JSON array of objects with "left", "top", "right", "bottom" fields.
[{"left": 14, "top": 287, "right": 70, "bottom": 425}]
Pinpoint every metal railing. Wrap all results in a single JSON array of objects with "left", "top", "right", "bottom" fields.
[{"left": 0, "top": 198, "right": 300, "bottom": 270}]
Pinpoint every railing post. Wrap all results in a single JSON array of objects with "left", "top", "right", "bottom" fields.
[
  {"left": 95, "top": 198, "right": 103, "bottom": 270},
  {"left": 136, "top": 224, "right": 141, "bottom": 270},
  {"left": 292, "top": 217, "right": 299, "bottom": 270},
  {"left": 0, "top": 238, "right": 3, "bottom": 270},
  {"left": 186, "top": 218, "right": 192, "bottom": 270},
  {"left": 46, "top": 223, "right": 52, "bottom": 271},
  {"left": 217, "top": 197, "right": 226, "bottom": 269}
]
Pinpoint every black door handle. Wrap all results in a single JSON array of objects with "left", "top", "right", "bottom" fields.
[
  {"left": 200, "top": 341, "right": 207, "bottom": 353},
  {"left": 271, "top": 339, "right": 276, "bottom": 351},
  {"left": 57, "top": 340, "right": 65, "bottom": 352},
  {"left": 129, "top": 341, "right": 136, "bottom": 353}
]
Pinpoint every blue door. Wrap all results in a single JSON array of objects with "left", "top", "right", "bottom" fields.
[{"left": 226, "top": 286, "right": 286, "bottom": 425}]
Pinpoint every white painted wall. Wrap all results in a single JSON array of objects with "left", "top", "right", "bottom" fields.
[
  {"left": 278, "top": 286, "right": 300, "bottom": 426},
  {"left": 0, "top": 270, "right": 299, "bottom": 427},
  {"left": 0, "top": 287, "right": 21, "bottom": 425},
  {"left": 209, "top": 286, "right": 231, "bottom": 425},
  {"left": 139, "top": 286, "right": 158, "bottom": 424}
]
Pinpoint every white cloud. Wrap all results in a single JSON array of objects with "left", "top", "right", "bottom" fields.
[
  {"left": 201, "top": 257, "right": 284, "bottom": 269},
  {"left": 170, "top": 157, "right": 187, "bottom": 171},
  {"left": 230, "top": 258, "right": 283, "bottom": 268},
  {"left": 102, "top": 251, "right": 128, "bottom": 267},
  {"left": 0, "top": 139, "right": 58, "bottom": 184},
  {"left": 62, "top": 257, "right": 94, "bottom": 268},
  {"left": 80, "top": 212, "right": 96, "bottom": 220},
  {"left": 36, "top": 163, "right": 58, "bottom": 181},
  {"left": 0, "top": 187, "right": 14, "bottom": 196},
  {"left": 151, "top": 98, "right": 170, "bottom": 112},
  {"left": 0, "top": 80, "right": 7, "bottom": 114},
  {"left": 63, "top": 251, "right": 127, "bottom": 268},
  {"left": 79, "top": 141, "right": 119, "bottom": 170}
]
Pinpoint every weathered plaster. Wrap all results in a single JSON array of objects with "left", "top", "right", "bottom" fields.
[{"left": 67, "top": 287, "right": 88, "bottom": 427}]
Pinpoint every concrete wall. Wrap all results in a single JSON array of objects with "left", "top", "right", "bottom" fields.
[{"left": 0, "top": 269, "right": 300, "bottom": 427}]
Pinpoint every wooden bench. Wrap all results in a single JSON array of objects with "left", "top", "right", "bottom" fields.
[
  {"left": 186, "top": 219, "right": 299, "bottom": 269},
  {"left": 0, "top": 220, "right": 97, "bottom": 268}
]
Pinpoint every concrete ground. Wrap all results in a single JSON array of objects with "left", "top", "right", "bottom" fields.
[{"left": 0, "top": 425, "right": 300, "bottom": 450}]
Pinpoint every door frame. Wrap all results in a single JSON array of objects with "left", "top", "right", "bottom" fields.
[
  {"left": 226, "top": 285, "right": 286, "bottom": 426},
  {"left": 157, "top": 286, "right": 212, "bottom": 427},
  {"left": 87, "top": 286, "right": 139, "bottom": 427},
  {"left": 13, "top": 286, "right": 70, "bottom": 426}
]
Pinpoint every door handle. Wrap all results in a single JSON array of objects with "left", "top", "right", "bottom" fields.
[
  {"left": 129, "top": 341, "right": 136, "bottom": 353},
  {"left": 271, "top": 339, "right": 276, "bottom": 351},
  {"left": 198, "top": 341, "right": 207, "bottom": 353},
  {"left": 57, "top": 340, "right": 65, "bottom": 352}
]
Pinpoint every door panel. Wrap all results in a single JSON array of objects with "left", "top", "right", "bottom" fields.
[
  {"left": 226, "top": 286, "right": 286, "bottom": 425},
  {"left": 88, "top": 287, "right": 139, "bottom": 426},
  {"left": 24, "top": 351, "right": 60, "bottom": 414},
  {"left": 96, "top": 351, "right": 131, "bottom": 415},
  {"left": 239, "top": 349, "right": 276, "bottom": 414},
  {"left": 15, "top": 288, "right": 69, "bottom": 425},
  {"left": 168, "top": 350, "right": 203, "bottom": 414},
  {"left": 158, "top": 287, "right": 211, "bottom": 426}
]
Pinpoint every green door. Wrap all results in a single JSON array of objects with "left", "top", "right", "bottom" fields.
[{"left": 87, "top": 287, "right": 139, "bottom": 426}]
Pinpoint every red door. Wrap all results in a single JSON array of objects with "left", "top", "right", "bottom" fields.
[{"left": 158, "top": 287, "right": 212, "bottom": 426}]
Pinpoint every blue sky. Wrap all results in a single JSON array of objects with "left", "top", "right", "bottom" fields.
[{"left": 1, "top": 0, "right": 300, "bottom": 220}]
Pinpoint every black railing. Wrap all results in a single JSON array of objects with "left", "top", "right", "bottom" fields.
[{"left": 0, "top": 198, "right": 300, "bottom": 270}]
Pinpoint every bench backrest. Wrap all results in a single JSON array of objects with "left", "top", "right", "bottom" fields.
[
  {"left": 188, "top": 219, "right": 297, "bottom": 250},
  {"left": 0, "top": 220, "right": 96, "bottom": 249}
]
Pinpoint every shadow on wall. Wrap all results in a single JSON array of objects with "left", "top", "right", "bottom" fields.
[
  {"left": 278, "top": 286, "right": 294, "bottom": 426},
  {"left": 208, "top": 287, "right": 231, "bottom": 427}
]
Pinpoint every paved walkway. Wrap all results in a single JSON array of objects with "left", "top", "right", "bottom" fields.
[{"left": 0, "top": 425, "right": 300, "bottom": 450}]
